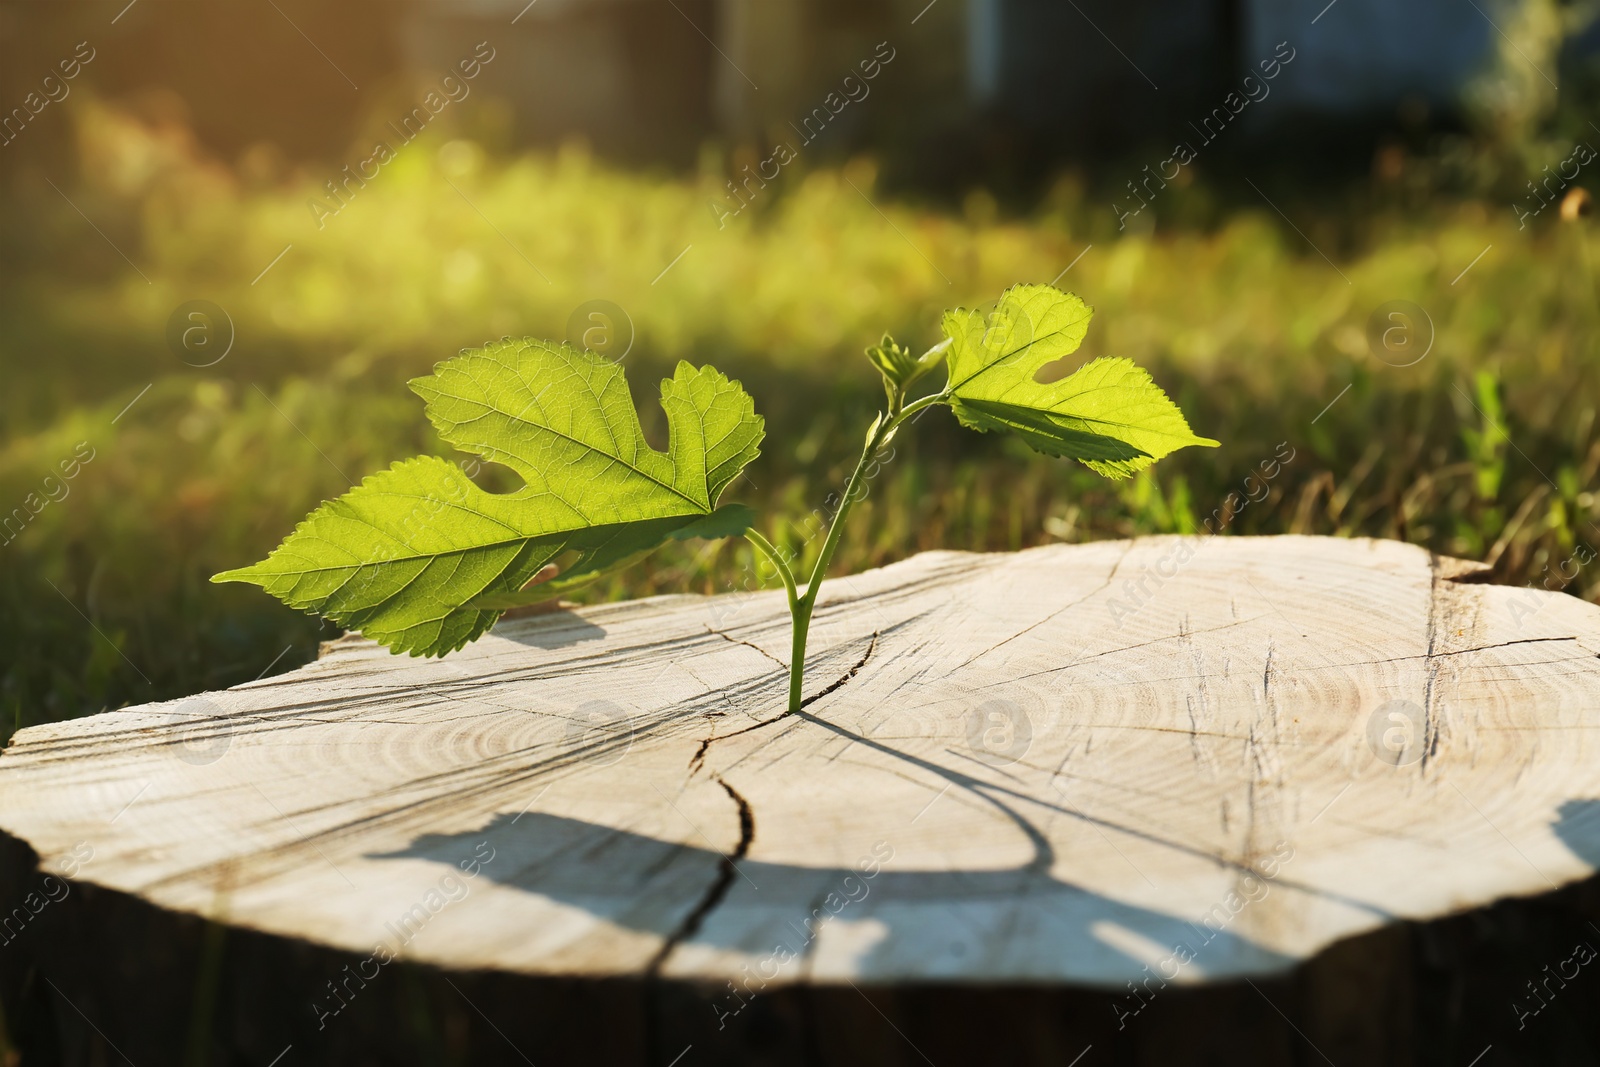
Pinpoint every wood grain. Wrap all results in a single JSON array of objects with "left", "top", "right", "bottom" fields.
[{"left": 4, "top": 536, "right": 1598, "bottom": 990}]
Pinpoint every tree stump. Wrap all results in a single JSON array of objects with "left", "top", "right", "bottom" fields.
[{"left": 5, "top": 536, "right": 1600, "bottom": 1066}]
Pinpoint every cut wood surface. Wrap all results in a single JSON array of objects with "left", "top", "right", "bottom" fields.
[{"left": 5, "top": 535, "right": 1600, "bottom": 989}]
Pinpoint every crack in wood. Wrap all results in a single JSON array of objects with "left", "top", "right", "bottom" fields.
[
  {"left": 704, "top": 625, "right": 789, "bottom": 670},
  {"left": 645, "top": 775, "right": 754, "bottom": 977},
  {"left": 687, "top": 632, "right": 879, "bottom": 773},
  {"left": 798, "top": 631, "right": 879, "bottom": 711}
]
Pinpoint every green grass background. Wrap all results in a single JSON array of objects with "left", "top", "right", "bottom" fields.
[{"left": 2, "top": 102, "right": 1597, "bottom": 742}]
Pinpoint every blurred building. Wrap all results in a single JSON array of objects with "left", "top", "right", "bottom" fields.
[
  {"left": 398, "top": 0, "right": 1581, "bottom": 160},
  {"left": 1, "top": 0, "right": 1592, "bottom": 180},
  {"left": 1243, "top": 0, "right": 1495, "bottom": 114}
]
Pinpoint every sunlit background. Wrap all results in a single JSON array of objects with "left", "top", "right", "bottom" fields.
[{"left": 2, "top": 0, "right": 1597, "bottom": 744}]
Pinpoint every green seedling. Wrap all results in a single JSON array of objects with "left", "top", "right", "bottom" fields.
[{"left": 215, "top": 284, "right": 1217, "bottom": 710}]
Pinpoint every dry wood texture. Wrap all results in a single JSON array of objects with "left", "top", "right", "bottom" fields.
[{"left": 4, "top": 536, "right": 1600, "bottom": 992}]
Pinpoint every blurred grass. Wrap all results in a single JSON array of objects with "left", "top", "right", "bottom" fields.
[{"left": 2, "top": 101, "right": 1597, "bottom": 741}]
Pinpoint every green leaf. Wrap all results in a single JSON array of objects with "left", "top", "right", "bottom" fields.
[
  {"left": 941, "top": 284, "right": 1217, "bottom": 478},
  {"left": 667, "top": 502, "right": 758, "bottom": 541},
  {"left": 467, "top": 502, "right": 756, "bottom": 608},
  {"left": 213, "top": 341, "right": 763, "bottom": 655}
]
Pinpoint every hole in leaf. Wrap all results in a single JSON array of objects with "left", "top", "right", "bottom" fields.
[
  {"left": 632, "top": 379, "right": 670, "bottom": 453},
  {"left": 1033, "top": 356, "right": 1089, "bottom": 385},
  {"left": 468, "top": 457, "right": 527, "bottom": 495}
]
